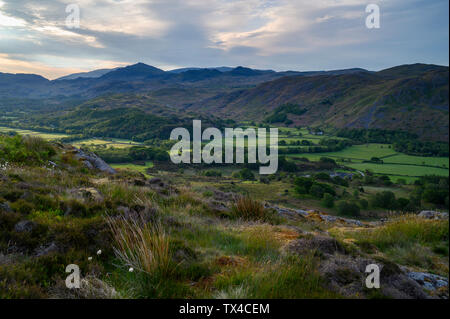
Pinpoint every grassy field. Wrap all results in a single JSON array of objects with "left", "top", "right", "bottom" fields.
[
  {"left": 2, "top": 125, "right": 448, "bottom": 183},
  {"left": 0, "top": 126, "right": 69, "bottom": 140},
  {"left": 385, "top": 154, "right": 449, "bottom": 168},
  {"left": 285, "top": 143, "right": 449, "bottom": 182},
  {"left": 110, "top": 161, "right": 154, "bottom": 177},
  {"left": 72, "top": 138, "right": 142, "bottom": 149}
]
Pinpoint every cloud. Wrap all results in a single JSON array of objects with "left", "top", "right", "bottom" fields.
[{"left": 0, "top": 0, "right": 448, "bottom": 78}]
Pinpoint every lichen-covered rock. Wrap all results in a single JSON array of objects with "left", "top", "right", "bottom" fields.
[
  {"left": 0, "top": 201, "right": 12, "bottom": 213},
  {"left": 72, "top": 148, "right": 116, "bottom": 174},
  {"left": 70, "top": 187, "right": 104, "bottom": 202},
  {"left": 14, "top": 220, "right": 36, "bottom": 233},
  {"left": 319, "top": 255, "right": 429, "bottom": 299},
  {"left": 418, "top": 211, "right": 449, "bottom": 220},
  {"left": 407, "top": 272, "right": 448, "bottom": 291}
]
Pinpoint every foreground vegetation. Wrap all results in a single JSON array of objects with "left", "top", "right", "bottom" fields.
[{"left": 0, "top": 134, "right": 448, "bottom": 299}]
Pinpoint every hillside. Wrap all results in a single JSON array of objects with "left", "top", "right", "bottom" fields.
[
  {"left": 189, "top": 64, "right": 449, "bottom": 141},
  {"left": 0, "top": 63, "right": 448, "bottom": 142},
  {"left": 0, "top": 134, "right": 448, "bottom": 299}
]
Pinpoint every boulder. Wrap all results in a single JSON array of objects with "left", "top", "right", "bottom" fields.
[
  {"left": 35, "top": 242, "right": 59, "bottom": 257},
  {"left": 73, "top": 148, "right": 116, "bottom": 174},
  {"left": 0, "top": 202, "right": 12, "bottom": 213},
  {"left": 71, "top": 187, "right": 104, "bottom": 202},
  {"left": 287, "top": 235, "right": 346, "bottom": 256},
  {"left": 407, "top": 272, "right": 448, "bottom": 291},
  {"left": 14, "top": 220, "right": 36, "bottom": 233},
  {"left": 418, "top": 211, "right": 449, "bottom": 220}
]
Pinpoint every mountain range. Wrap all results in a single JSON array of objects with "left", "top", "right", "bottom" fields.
[{"left": 0, "top": 62, "right": 448, "bottom": 141}]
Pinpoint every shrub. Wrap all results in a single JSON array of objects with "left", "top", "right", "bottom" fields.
[
  {"left": 204, "top": 170, "right": 222, "bottom": 177},
  {"left": 370, "top": 191, "right": 397, "bottom": 209},
  {"left": 234, "top": 168, "right": 255, "bottom": 181},
  {"left": 336, "top": 201, "right": 360, "bottom": 217},
  {"left": 322, "top": 193, "right": 335, "bottom": 208}
]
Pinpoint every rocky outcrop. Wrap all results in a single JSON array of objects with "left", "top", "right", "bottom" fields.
[
  {"left": 267, "top": 204, "right": 364, "bottom": 226},
  {"left": 407, "top": 272, "right": 448, "bottom": 292},
  {"left": 72, "top": 148, "right": 116, "bottom": 174},
  {"left": 418, "top": 211, "right": 449, "bottom": 220}
]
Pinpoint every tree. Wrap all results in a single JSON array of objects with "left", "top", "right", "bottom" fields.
[{"left": 322, "top": 193, "right": 335, "bottom": 208}]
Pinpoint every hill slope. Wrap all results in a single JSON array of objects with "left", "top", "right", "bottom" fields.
[{"left": 189, "top": 64, "right": 449, "bottom": 141}]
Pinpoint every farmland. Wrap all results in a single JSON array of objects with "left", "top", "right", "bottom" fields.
[{"left": 1, "top": 125, "right": 448, "bottom": 183}]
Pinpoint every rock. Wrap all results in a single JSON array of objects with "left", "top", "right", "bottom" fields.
[
  {"left": 133, "top": 179, "right": 146, "bottom": 186},
  {"left": 295, "top": 209, "right": 309, "bottom": 217},
  {"left": 287, "top": 235, "right": 346, "bottom": 256},
  {"left": 35, "top": 242, "right": 59, "bottom": 257},
  {"left": 71, "top": 187, "right": 103, "bottom": 202},
  {"left": 0, "top": 202, "right": 12, "bottom": 213},
  {"left": 148, "top": 178, "right": 162, "bottom": 184},
  {"left": 73, "top": 148, "right": 116, "bottom": 174},
  {"left": 407, "top": 272, "right": 449, "bottom": 291},
  {"left": 320, "top": 255, "right": 429, "bottom": 299},
  {"left": 418, "top": 211, "right": 449, "bottom": 220},
  {"left": 14, "top": 220, "right": 36, "bottom": 233}
]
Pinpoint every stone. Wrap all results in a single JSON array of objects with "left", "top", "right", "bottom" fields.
[
  {"left": 418, "top": 211, "right": 449, "bottom": 220},
  {"left": 0, "top": 202, "right": 12, "bottom": 213},
  {"left": 14, "top": 220, "right": 36, "bottom": 233},
  {"left": 287, "top": 235, "right": 346, "bottom": 256},
  {"left": 72, "top": 187, "right": 104, "bottom": 202},
  {"left": 73, "top": 148, "right": 116, "bottom": 174},
  {"left": 148, "top": 178, "right": 162, "bottom": 184},
  {"left": 35, "top": 242, "right": 59, "bottom": 257},
  {"left": 407, "top": 272, "right": 449, "bottom": 291}
]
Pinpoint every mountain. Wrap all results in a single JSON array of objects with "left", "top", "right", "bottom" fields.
[
  {"left": 168, "top": 67, "right": 234, "bottom": 73},
  {"left": 188, "top": 64, "right": 449, "bottom": 141},
  {"left": 0, "top": 63, "right": 448, "bottom": 141},
  {"left": 98, "top": 62, "right": 166, "bottom": 81},
  {"left": 56, "top": 68, "right": 119, "bottom": 81}
]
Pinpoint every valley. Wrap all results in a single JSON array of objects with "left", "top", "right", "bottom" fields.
[{"left": 0, "top": 62, "right": 448, "bottom": 300}]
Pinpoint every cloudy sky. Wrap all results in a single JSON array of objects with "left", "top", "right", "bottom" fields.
[{"left": 0, "top": 0, "right": 448, "bottom": 79}]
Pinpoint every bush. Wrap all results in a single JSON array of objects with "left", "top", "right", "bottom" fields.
[
  {"left": 322, "top": 193, "right": 335, "bottom": 208},
  {"left": 370, "top": 191, "right": 397, "bottom": 209},
  {"left": 234, "top": 168, "right": 255, "bottom": 181},
  {"left": 204, "top": 170, "right": 222, "bottom": 177},
  {"left": 336, "top": 201, "right": 360, "bottom": 217},
  {"left": 358, "top": 199, "right": 369, "bottom": 210}
]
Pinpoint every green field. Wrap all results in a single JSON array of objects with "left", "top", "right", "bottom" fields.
[
  {"left": 72, "top": 138, "right": 142, "bottom": 149},
  {"left": 286, "top": 143, "right": 449, "bottom": 182},
  {"left": 2, "top": 125, "right": 448, "bottom": 183},
  {"left": 110, "top": 161, "right": 154, "bottom": 177},
  {"left": 0, "top": 126, "right": 69, "bottom": 140},
  {"left": 384, "top": 154, "right": 449, "bottom": 168}
]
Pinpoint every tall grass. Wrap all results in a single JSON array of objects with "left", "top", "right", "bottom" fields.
[
  {"left": 349, "top": 215, "right": 449, "bottom": 250},
  {"left": 230, "top": 196, "right": 278, "bottom": 223},
  {"left": 107, "top": 214, "right": 172, "bottom": 277}
]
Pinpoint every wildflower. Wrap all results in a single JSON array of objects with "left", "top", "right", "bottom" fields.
[
  {"left": 129, "top": 267, "right": 134, "bottom": 272},
  {"left": 97, "top": 249, "right": 102, "bottom": 255},
  {"left": 88, "top": 257, "right": 93, "bottom": 261}
]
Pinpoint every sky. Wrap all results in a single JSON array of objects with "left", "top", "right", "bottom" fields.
[{"left": 0, "top": 0, "right": 448, "bottom": 79}]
